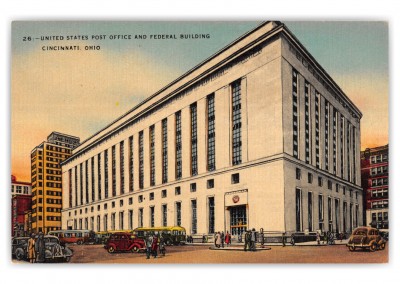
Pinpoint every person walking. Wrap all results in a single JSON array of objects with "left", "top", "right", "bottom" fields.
[
  {"left": 35, "top": 232, "right": 45, "bottom": 263},
  {"left": 244, "top": 230, "right": 251, "bottom": 251},
  {"left": 250, "top": 228, "right": 257, "bottom": 251},
  {"left": 225, "top": 231, "right": 231, "bottom": 247},
  {"left": 28, "top": 233, "right": 36, "bottom": 263},
  {"left": 145, "top": 233, "right": 153, "bottom": 259},
  {"left": 152, "top": 233, "right": 159, "bottom": 258},
  {"left": 220, "top": 231, "right": 225, "bottom": 248},
  {"left": 316, "top": 231, "right": 321, "bottom": 245},
  {"left": 215, "top": 231, "right": 222, "bottom": 248}
]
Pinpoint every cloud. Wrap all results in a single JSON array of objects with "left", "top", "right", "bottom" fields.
[{"left": 11, "top": 42, "right": 181, "bottom": 180}]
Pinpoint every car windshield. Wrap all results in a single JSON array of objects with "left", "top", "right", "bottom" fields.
[
  {"left": 354, "top": 229, "right": 367, "bottom": 235},
  {"left": 46, "top": 237, "right": 59, "bottom": 244}
]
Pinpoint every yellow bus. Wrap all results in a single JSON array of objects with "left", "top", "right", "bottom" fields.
[{"left": 133, "top": 226, "right": 186, "bottom": 245}]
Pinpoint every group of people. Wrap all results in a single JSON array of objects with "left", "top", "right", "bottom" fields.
[
  {"left": 243, "top": 228, "right": 258, "bottom": 251},
  {"left": 144, "top": 233, "right": 165, "bottom": 259},
  {"left": 316, "top": 231, "right": 337, "bottom": 245},
  {"left": 27, "top": 232, "right": 46, "bottom": 263},
  {"left": 214, "top": 231, "right": 232, "bottom": 248}
]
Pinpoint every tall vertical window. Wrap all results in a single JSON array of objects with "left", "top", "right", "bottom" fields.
[
  {"left": 119, "top": 212, "right": 124, "bottom": 230},
  {"left": 207, "top": 93, "right": 216, "bottom": 171},
  {"left": 176, "top": 202, "right": 181, "bottom": 226},
  {"left": 111, "top": 213, "right": 115, "bottom": 230},
  {"left": 97, "top": 215, "right": 100, "bottom": 232},
  {"left": 324, "top": 100, "right": 329, "bottom": 171},
  {"left": 138, "top": 208, "right": 143, "bottom": 227},
  {"left": 85, "top": 160, "right": 89, "bottom": 204},
  {"left": 128, "top": 210, "right": 133, "bottom": 230},
  {"left": 150, "top": 206, "right": 155, "bottom": 227},
  {"left": 315, "top": 92, "right": 320, "bottom": 168},
  {"left": 335, "top": 199, "right": 340, "bottom": 233},
  {"left": 343, "top": 201, "right": 347, "bottom": 233},
  {"left": 139, "top": 131, "right": 144, "bottom": 189},
  {"left": 149, "top": 125, "right": 155, "bottom": 186},
  {"left": 352, "top": 125, "right": 356, "bottom": 184},
  {"left": 98, "top": 153, "right": 102, "bottom": 200},
  {"left": 162, "top": 119, "right": 168, "bottom": 184},
  {"left": 208, "top": 197, "right": 215, "bottom": 234},
  {"left": 162, "top": 204, "right": 167, "bottom": 227},
  {"left": 328, "top": 197, "right": 333, "bottom": 232},
  {"left": 296, "top": 188, "right": 302, "bottom": 232},
  {"left": 190, "top": 103, "right": 198, "bottom": 176},
  {"left": 79, "top": 163, "right": 83, "bottom": 205},
  {"left": 68, "top": 169, "right": 72, "bottom": 208},
  {"left": 112, "top": 145, "right": 116, "bottom": 196},
  {"left": 318, "top": 195, "right": 324, "bottom": 231},
  {"left": 91, "top": 157, "right": 95, "bottom": 202},
  {"left": 355, "top": 204, "right": 359, "bottom": 227},
  {"left": 175, "top": 111, "right": 182, "bottom": 180},
  {"left": 292, "top": 69, "right": 299, "bottom": 159},
  {"left": 129, "top": 136, "right": 134, "bottom": 192},
  {"left": 232, "top": 80, "right": 242, "bottom": 165},
  {"left": 347, "top": 122, "right": 351, "bottom": 181},
  {"left": 191, "top": 200, "right": 197, "bottom": 234},
  {"left": 104, "top": 214, "right": 108, "bottom": 231},
  {"left": 305, "top": 82, "right": 311, "bottom": 164},
  {"left": 104, "top": 149, "right": 109, "bottom": 198},
  {"left": 333, "top": 109, "right": 337, "bottom": 175},
  {"left": 308, "top": 192, "right": 313, "bottom": 231},
  {"left": 340, "top": 115, "right": 344, "bottom": 178},
  {"left": 120, "top": 141, "right": 125, "bottom": 194},
  {"left": 350, "top": 203, "right": 354, "bottom": 231}
]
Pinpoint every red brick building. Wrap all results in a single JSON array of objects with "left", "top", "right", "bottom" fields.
[
  {"left": 11, "top": 176, "right": 32, "bottom": 236},
  {"left": 361, "top": 145, "right": 389, "bottom": 231}
]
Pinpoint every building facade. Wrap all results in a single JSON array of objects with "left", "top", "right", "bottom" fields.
[
  {"left": 31, "top": 132, "right": 80, "bottom": 233},
  {"left": 61, "top": 21, "right": 363, "bottom": 237},
  {"left": 11, "top": 175, "right": 32, "bottom": 236},
  {"left": 361, "top": 145, "right": 389, "bottom": 231}
]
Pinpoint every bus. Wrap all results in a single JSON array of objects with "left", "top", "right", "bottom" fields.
[
  {"left": 133, "top": 226, "right": 186, "bottom": 245},
  {"left": 48, "top": 229, "right": 95, "bottom": 245}
]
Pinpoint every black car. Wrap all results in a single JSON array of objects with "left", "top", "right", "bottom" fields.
[{"left": 12, "top": 235, "right": 73, "bottom": 262}]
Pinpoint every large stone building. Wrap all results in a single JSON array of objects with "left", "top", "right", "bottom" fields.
[
  {"left": 11, "top": 175, "right": 32, "bottom": 236},
  {"left": 31, "top": 132, "right": 80, "bottom": 233},
  {"left": 361, "top": 144, "right": 389, "bottom": 231},
  {"left": 61, "top": 21, "right": 363, "bottom": 237}
]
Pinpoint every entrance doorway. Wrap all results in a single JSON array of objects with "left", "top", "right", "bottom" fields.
[{"left": 230, "top": 205, "right": 247, "bottom": 236}]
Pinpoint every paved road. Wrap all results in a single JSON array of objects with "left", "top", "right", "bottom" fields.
[{"left": 61, "top": 242, "right": 388, "bottom": 264}]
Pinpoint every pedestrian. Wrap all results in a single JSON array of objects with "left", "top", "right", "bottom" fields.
[
  {"left": 202, "top": 234, "right": 206, "bottom": 243},
  {"left": 238, "top": 232, "right": 242, "bottom": 243},
  {"left": 35, "top": 232, "right": 45, "bottom": 263},
  {"left": 145, "top": 233, "right": 153, "bottom": 259},
  {"left": 225, "top": 231, "right": 231, "bottom": 247},
  {"left": 282, "top": 232, "right": 286, "bottom": 247},
  {"left": 221, "top": 231, "right": 225, "bottom": 248},
  {"left": 152, "top": 233, "right": 159, "bottom": 258},
  {"left": 215, "top": 231, "right": 222, "bottom": 248},
  {"left": 250, "top": 228, "right": 257, "bottom": 251},
  {"left": 316, "top": 231, "right": 321, "bottom": 245},
  {"left": 28, "top": 233, "right": 36, "bottom": 263},
  {"left": 244, "top": 230, "right": 251, "bottom": 251}
]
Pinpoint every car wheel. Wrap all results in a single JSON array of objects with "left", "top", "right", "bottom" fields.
[
  {"left": 348, "top": 245, "right": 355, "bottom": 252},
  {"left": 379, "top": 242, "right": 386, "bottom": 250},
  {"left": 108, "top": 246, "right": 115, "bottom": 253},
  {"left": 131, "top": 246, "right": 139, "bottom": 253},
  {"left": 65, "top": 256, "right": 71, "bottom": 262},
  {"left": 77, "top": 240, "right": 83, "bottom": 245},
  {"left": 15, "top": 249, "right": 24, "bottom": 260},
  {"left": 370, "top": 242, "right": 377, "bottom": 252}
]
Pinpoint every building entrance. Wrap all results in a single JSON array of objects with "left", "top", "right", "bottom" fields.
[{"left": 230, "top": 205, "right": 247, "bottom": 236}]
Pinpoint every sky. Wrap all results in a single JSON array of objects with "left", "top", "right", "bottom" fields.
[{"left": 11, "top": 21, "right": 389, "bottom": 182}]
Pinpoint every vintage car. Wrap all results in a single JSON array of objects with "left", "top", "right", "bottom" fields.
[
  {"left": 104, "top": 232, "right": 145, "bottom": 253},
  {"left": 347, "top": 226, "right": 387, "bottom": 252},
  {"left": 12, "top": 235, "right": 73, "bottom": 262}
]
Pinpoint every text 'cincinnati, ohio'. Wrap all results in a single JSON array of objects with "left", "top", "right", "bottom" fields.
[{"left": 41, "top": 45, "right": 101, "bottom": 51}]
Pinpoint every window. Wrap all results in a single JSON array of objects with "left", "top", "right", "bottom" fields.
[
  {"left": 308, "top": 173, "right": 313, "bottom": 184},
  {"left": 150, "top": 207, "right": 155, "bottom": 227},
  {"left": 175, "top": 111, "right": 182, "bottom": 180},
  {"left": 175, "top": 186, "right": 181, "bottom": 196},
  {"left": 161, "top": 189, "right": 167, "bottom": 198},
  {"left": 231, "top": 173, "right": 240, "bottom": 184},
  {"left": 98, "top": 153, "right": 102, "bottom": 200},
  {"left": 318, "top": 176, "right": 323, "bottom": 187},
  {"left": 207, "top": 93, "right": 216, "bottom": 171},
  {"left": 207, "top": 179, "right": 214, "bottom": 189},
  {"left": 112, "top": 201, "right": 115, "bottom": 208},
  {"left": 120, "top": 200, "right": 123, "bottom": 207},
  {"left": 162, "top": 118, "right": 168, "bottom": 184},
  {"left": 129, "top": 136, "right": 134, "bottom": 192},
  {"left": 119, "top": 212, "right": 124, "bottom": 230},
  {"left": 336, "top": 184, "right": 339, "bottom": 193},
  {"left": 129, "top": 197, "right": 133, "bottom": 205},
  {"left": 190, "top": 103, "right": 198, "bottom": 176},
  {"left": 112, "top": 145, "right": 116, "bottom": 196},
  {"left": 128, "top": 210, "right": 133, "bottom": 230},
  {"left": 176, "top": 202, "right": 181, "bottom": 226},
  {"left": 305, "top": 82, "right": 311, "bottom": 164},
  {"left": 162, "top": 204, "right": 167, "bottom": 227},
  {"left": 79, "top": 163, "right": 83, "bottom": 205},
  {"left": 91, "top": 157, "right": 95, "bottom": 202},
  {"left": 68, "top": 169, "right": 72, "bottom": 208},
  {"left": 232, "top": 80, "right": 242, "bottom": 165},
  {"left": 333, "top": 108, "right": 337, "bottom": 175},
  {"left": 328, "top": 180, "right": 332, "bottom": 190},
  {"left": 308, "top": 192, "right": 313, "bottom": 231},
  {"left": 138, "top": 208, "right": 143, "bottom": 227},
  {"left": 149, "top": 125, "right": 155, "bottom": 186},
  {"left": 292, "top": 69, "right": 299, "bottom": 158},
  {"left": 104, "top": 149, "right": 109, "bottom": 198},
  {"left": 208, "top": 197, "right": 215, "bottom": 234},
  {"left": 343, "top": 186, "right": 346, "bottom": 195},
  {"left": 318, "top": 195, "right": 324, "bottom": 230},
  {"left": 85, "top": 160, "right": 89, "bottom": 203},
  {"left": 296, "top": 168, "right": 301, "bottom": 180},
  {"left": 138, "top": 195, "right": 143, "bottom": 203},
  {"left": 139, "top": 131, "right": 144, "bottom": 189},
  {"left": 315, "top": 92, "right": 320, "bottom": 168},
  {"left": 149, "top": 192, "right": 154, "bottom": 200},
  {"left": 120, "top": 141, "right": 125, "bottom": 194},
  {"left": 296, "top": 188, "right": 302, "bottom": 232},
  {"left": 191, "top": 200, "right": 197, "bottom": 234},
  {"left": 190, "top": 183, "right": 197, "bottom": 193}
]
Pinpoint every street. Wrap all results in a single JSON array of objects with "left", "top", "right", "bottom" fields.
[{"left": 58, "top": 242, "right": 388, "bottom": 264}]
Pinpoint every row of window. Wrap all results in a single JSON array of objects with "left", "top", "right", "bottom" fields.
[
  {"left": 370, "top": 154, "right": 388, "bottom": 164},
  {"left": 68, "top": 80, "right": 242, "bottom": 207},
  {"left": 370, "top": 166, "right": 388, "bottom": 176}
]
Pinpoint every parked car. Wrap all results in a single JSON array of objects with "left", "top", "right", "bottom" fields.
[
  {"left": 347, "top": 226, "right": 387, "bottom": 252},
  {"left": 12, "top": 235, "right": 73, "bottom": 262},
  {"left": 104, "top": 232, "right": 145, "bottom": 253}
]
